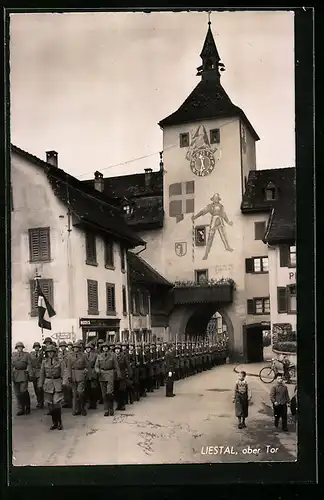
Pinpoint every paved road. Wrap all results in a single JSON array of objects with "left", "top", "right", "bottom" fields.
[{"left": 12, "top": 364, "right": 297, "bottom": 466}]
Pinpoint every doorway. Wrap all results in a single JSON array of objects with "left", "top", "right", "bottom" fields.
[{"left": 244, "top": 325, "right": 264, "bottom": 363}]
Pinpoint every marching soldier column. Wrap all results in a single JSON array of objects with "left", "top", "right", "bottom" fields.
[{"left": 12, "top": 336, "right": 227, "bottom": 429}]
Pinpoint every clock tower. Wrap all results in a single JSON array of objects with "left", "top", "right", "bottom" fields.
[{"left": 152, "top": 17, "right": 260, "bottom": 358}]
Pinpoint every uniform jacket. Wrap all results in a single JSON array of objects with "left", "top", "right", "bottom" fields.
[
  {"left": 39, "top": 357, "right": 64, "bottom": 394},
  {"left": 85, "top": 351, "right": 98, "bottom": 380},
  {"left": 116, "top": 352, "right": 131, "bottom": 379},
  {"left": 67, "top": 352, "right": 89, "bottom": 382},
  {"left": 12, "top": 351, "right": 32, "bottom": 383},
  {"left": 165, "top": 350, "right": 175, "bottom": 372},
  {"left": 29, "top": 350, "right": 43, "bottom": 379},
  {"left": 270, "top": 382, "right": 290, "bottom": 405},
  {"left": 95, "top": 351, "right": 121, "bottom": 382}
]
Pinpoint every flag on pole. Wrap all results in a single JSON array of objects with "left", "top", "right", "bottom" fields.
[{"left": 36, "top": 280, "right": 56, "bottom": 330}]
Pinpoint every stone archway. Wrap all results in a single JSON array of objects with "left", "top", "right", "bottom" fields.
[{"left": 168, "top": 304, "right": 235, "bottom": 357}]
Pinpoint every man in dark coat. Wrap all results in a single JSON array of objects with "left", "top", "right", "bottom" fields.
[
  {"left": 67, "top": 341, "right": 89, "bottom": 416},
  {"left": 12, "top": 341, "right": 32, "bottom": 415},
  {"left": 270, "top": 373, "right": 290, "bottom": 432},
  {"left": 84, "top": 342, "right": 98, "bottom": 409},
  {"left": 29, "top": 341, "right": 44, "bottom": 408},
  {"left": 114, "top": 344, "right": 130, "bottom": 410},
  {"left": 165, "top": 343, "right": 176, "bottom": 397}
]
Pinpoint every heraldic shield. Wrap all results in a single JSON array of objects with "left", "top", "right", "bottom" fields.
[{"left": 175, "top": 242, "right": 187, "bottom": 257}]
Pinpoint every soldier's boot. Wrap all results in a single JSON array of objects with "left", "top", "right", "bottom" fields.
[
  {"left": 50, "top": 406, "right": 58, "bottom": 430},
  {"left": 57, "top": 408, "right": 63, "bottom": 430},
  {"left": 72, "top": 395, "right": 81, "bottom": 416},
  {"left": 155, "top": 377, "right": 160, "bottom": 389},
  {"left": 160, "top": 374, "right": 165, "bottom": 387},
  {"left": 108, "top": 394, "right": 115, "bottom": 416},
  {"left": 134, "top": 384, "right": 140, "bottom": 401},
  {"left": 38, "top": 387, "right": 44, "bottom": 408},
  {"left": 128, "top": 389, "right": 134, "bottom": 404},
  {"left": 103, "top": 395, "right": 109, "bottom": 416},
  {"left": 116, "top": 391, "right": 125, "bottom": 411},
  {"left": 80, "top": 395, "right": 87, "bottom": 416},
  {"left": 24, "top": 391, "right": 31, "bottom": 414},
  {"left": 16, "top": 394, "right": 25, "bottom": 416}
]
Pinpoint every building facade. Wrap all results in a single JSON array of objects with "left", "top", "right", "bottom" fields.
[{"left": 11, "top": 146, "right": 146, "bottom": 350}]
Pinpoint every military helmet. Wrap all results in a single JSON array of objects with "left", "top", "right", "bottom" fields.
[
  {"left": 67, "top": 341, "right": 73, "bottom": 346},
  {"left": 45, "top": 344, "right": 56, "bottom": 353},
  {"left": 15, "top": 341, "right": 25, "bottom": 349},
  {"left": 44, "top": 337, "right": 52, "bottom": 343},
  {"left": 59, "top": 340, "right": 67, "bottom": 347},
  {"left": 97, "top": 339, "right": 104, "bottom": 344},
  {"left": 86, "top": 342, "right": 94, "bottom": 349},
  {"left": 101, "top": 341, "right": 109, "bottom": 348},
  {"left": 33, "top": 342, "right": 41, "bottom": 348},
  {"left": 73, "top": 341, "right": 81, "bottom": 348},
  {"left": 114, "top": 344, "right": 121, "bottom": 350}
]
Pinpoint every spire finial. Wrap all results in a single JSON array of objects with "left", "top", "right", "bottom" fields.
[{"left": 208, "top": 11, "right": 211, "bottom": 26}]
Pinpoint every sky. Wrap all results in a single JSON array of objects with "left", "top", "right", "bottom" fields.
[{"left": 9, "top": 10, "right": 295, "bottom": 180}]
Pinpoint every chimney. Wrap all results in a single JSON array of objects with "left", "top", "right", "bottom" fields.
[
  {"left": 46, "top": 150, "right": 58, "bottom": 167},
  {"left": 159, "top": 151, "right": 164, "bottom": 172},
  {"left": 144, "top": 168, "right": 152, "bottom": 189},
  {"left": 94, "top": 171, "right": 104, "bottom": 192}
]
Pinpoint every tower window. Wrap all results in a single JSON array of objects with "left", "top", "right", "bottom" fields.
[
  {"left": 195, "top": 269, "right": 208, "bottom": 284},
  {"left": 264, "top": 181, "right": 277, "bottom": 201},
  {"left": 210, "top": 128, "right": 220, "bottom": 144},
  {"left": 180, "top": 133, "right": 189, "bottom": 148},
  {"left": 195, "top": 226, "right": 207, "bottom": 246}
]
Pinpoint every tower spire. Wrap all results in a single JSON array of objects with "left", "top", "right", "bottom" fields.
[{"left": 196, "top": 12, "right": 225, "bottom": 80}]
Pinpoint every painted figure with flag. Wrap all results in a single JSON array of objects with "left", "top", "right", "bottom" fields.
[{"left": 34, "top": 277, "right": 56, "bottom": 332}]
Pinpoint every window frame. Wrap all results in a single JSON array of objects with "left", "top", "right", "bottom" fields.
[
  {"left": 210, "top": 128, "right": 220, "bottom": 145},
  {"left": 247, "top": 297, "right": 270, "bottom": 315},
  {"left": 195, "top": 225, "right": 207, "bottom": 247},
  {"left": 28, "top": 227, "right": 51, "bottom": 263},
  {"left": 131, "top": 289, "right": 140, "bottom": 316},
  {"left": 104, "top": 238, "right": 115, "bottom": 269},
  {"left": 287, "top": 284, "right": 297, "bottom": 314},
  {"left": 122, "top": 285, "right": 127, "bottom": 316},
  {"left": 264, "top": 188, "right": 277, "bottom": 201},
  {"left": 288, "top": 245, "right": 296, "bottom": 268},
  {"left": 254, "top": 221, "right": 266, "bottom": 241},
  {"left": 179, "top": 132, "right": 189, "bottom": 148},
  {"left": 195, "top": 269, "right": 209, "bottom": 284},
  {"left": 120, "top": 245, "right": 126, "bottom": 273},
  {"left": 30, "top": 278, "right": 54, "bottom": 317},
  {"left": 87, "top": 279, "right": 99, "bottom": 315},
  {"left": 85, "top": 231, "right": 98, "bottom": 266},
  {"left": 106, "top": 282, "right": 116, "bottom": 316}
]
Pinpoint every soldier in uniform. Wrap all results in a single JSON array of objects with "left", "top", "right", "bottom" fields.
[
  {"left": 165, "top": 343, "right": 176, "bottom": 397},
  {"left": 95, "top": 341, "right": 121, "bottom": 416},
  {"left": 29, "top": 342, "right": 44, "bottom": 408},
  {"left": 138, "top": 345, "right": 147, "bottom": 398},
  {"left": 41, "top": 337, "right": 53, "bottom": 358},
  {"left": 67, "top": 341, "right": 73, "bottom": 352},
  {"left": 12, "top": 341, "right": 32, "bottom": 416},
  {"left": 174, "top": 344, "right": 180, "bottom": 380},
  {"left": 39, "top": 344, "right": 64, "bottom": 430},
  {"left": 96, "top": 338, "right": 104, "bottom": 354},
  {"left": 67, "top": 341, "right": 89, "bottom": 416},
  {"left": 114, "top": 344, "right": 130, "bottom": 411},
  {"left": 147, "top": 343, "right": 156, "bottom": 392},
  {"left": 84, "top": 342, "right": 98, "bottom": 409},
  {"left": 58, "top": 340, "right": 72, "bottom": 408},
  {"left": 126, "top": 343, "right": 136, "bottom": 403}
]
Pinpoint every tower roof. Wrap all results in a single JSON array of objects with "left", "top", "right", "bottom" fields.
[{"left": 200, "top": 22, "right": 220, "bottom": 62}]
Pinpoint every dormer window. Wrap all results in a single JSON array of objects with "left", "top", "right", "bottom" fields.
[
  {"left": 121, "top": 198, "right": 134, "bottom": 217},
  {"left": 264, "top": 181, "right": 277, "bottom": 201}
]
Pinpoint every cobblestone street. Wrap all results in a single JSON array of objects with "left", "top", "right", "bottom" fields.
[{"left": 12, "top": 363, "right": 297, "bottom": 466}]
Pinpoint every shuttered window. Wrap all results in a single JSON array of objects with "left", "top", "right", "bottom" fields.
[
  {"left": 106, "top": 283, "right": 116, "bottom": 315},
  {"left": 85, "top": 232, "right": 97, "bottom": 265},
  {"left": 122, "top": 286, "right": 127, "bottom": 316},
  {"left": 120, "top": 246, "right": 126, "bottom": 272},
  {"left": 28, "top": 227, "right": 51, "bottom": 262},
  {"left": 179, "top": 133, "right": 189, "bottom": 148},
  {"left": 246, "top": 257, "right": 269, "bottom": 273},
  {"left": 287, "top": 285, "right": 297, "bottom": 313},
  {"left": 279, "top": 245, "right": 289, "bottom": 267},
  {"left": 104, "top": 239, "right": 114, "bottom": 268},
  {"left": 139, "top": 290, "right": 149, "bottom": 315},
  {"left": 87, "top": 280, "right": 99, "bottom": 314},
  {"left": 277, "top": 287, "right": 288, "bottom": 313},
  {"left": 210, "top": 128, "right": 220, "bottom": 144},
  {"left": 254, "top": 221, "right": 266, "bottom": 240},
  {"left": 30, "top": 279, "right": 54, "bottom": 317},
  {"left": 131, "top": 290, "right": 140, "bottom": 315},
  {"left": 247, "top": 297, "right": 270, "bottom": 315}
]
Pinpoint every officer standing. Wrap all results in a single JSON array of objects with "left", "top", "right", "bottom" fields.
[
  {"left": 12, "top": 342, "right": 32, "bottom": 416},
  {"left": 95, "top": 341, "right": 121, "bottom": 416},
  {"left": 39, "top": 344, "right": 64, "bottom": 430},
  {"left": 84, "top": 342, "right": 98, "bottom": 409},
  {"left": 29, "top": 342, "right": 44, "bottom": 408},
  {"left": 58, "top": 340, "right": 72, "bottom": 409},
  {"left": 67, "top": 341, "right": 89, "bottom": 416},
  {"left": 114, "top": 344, "right": 130, "bottom": 411},
  {"left": 165, "top": 343, "right": 176, "bottom": 397},
  {"left": 138, "top": 346, "right": 147, "bottom": 398}
]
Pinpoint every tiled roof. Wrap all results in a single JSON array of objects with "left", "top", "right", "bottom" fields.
[
  {"left": 158, "top": 79, "right": 259, "bottom": 140},
  {"left": 127, "top": 251, "right": 172, "bottom": 288},
  {"left": 241, "top": 167, "right": 296, "bottom": 244},
  {"left": 11, "top": 144, "right": 144, "bottom": 247},
  {"left": 82, "top": 172, "right": 164, "bottom": 230}
]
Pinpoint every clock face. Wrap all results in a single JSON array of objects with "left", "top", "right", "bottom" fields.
[{"left": 190, "top": 149, "right": 215, "bottom": 177}]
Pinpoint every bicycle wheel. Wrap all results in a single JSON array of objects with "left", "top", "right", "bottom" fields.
[{"left": 259, "top": 367, "right": 276, "bottom": 383}]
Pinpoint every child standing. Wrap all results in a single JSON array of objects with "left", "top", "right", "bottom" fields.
[
  {"left": 233, "top": 371, "right": 250, "bottom": 429},
  {"left": 270, "top": 373, "right": 290, "bottom": 432}
]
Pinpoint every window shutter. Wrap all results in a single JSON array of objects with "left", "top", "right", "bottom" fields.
[
  {"left": 247, "top": 299, "right": 255, "bottom": 314},
  {"left": 277, "top": 287, "right": 288, "bottom": 313},
  {"left": 85, "top": 232, "right": 97, "bottom": 264},
  {"left": 87, "top": 280, "right": 98, "bottom": 314},
  {"left": 106, "top": 284, "right": 116, "bottom": 313},
  {"left": 279, "top": 245, "right": 289, "bottom": 267},
  {"left": 29, "top": 228, "right": 50, "bottom": 262},
  {"left": 105, "top": 240, "right": 114, "bottom": 267},
  {"left": 120, "top": 246, "right": 126, "bottom": 271},
  {"left": 122, "top": 286, "right": 127, "bottom": 315},
  {"left": 245, "top": 258, "right": 254, "bottom": 273}
]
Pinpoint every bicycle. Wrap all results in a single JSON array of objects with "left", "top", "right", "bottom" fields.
[{"left": 259, "top": 358, "right": 296, "bottom": 384}]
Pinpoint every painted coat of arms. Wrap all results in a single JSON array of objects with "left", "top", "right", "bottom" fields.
[
  {"left": 185, "top": 125, "right": 220, "bottom": 177},
  {"left": 175, "top": 242, "right": 187, "bottom": 257}
]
